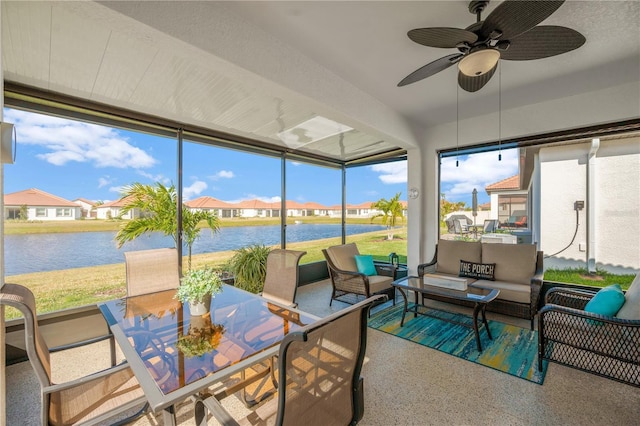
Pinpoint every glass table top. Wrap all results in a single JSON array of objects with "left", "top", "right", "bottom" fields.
[{"left": 99, "top": 285, "right": 316, "bottom": 395}]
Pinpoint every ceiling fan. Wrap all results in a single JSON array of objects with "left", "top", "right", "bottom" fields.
[{"left": 398, "top": 0, "right": 586, "bottom": 92}]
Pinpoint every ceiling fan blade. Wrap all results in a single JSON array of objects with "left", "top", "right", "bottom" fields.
[
  {"left": 408, "top": 27, "right": 477, "bottom": 48},
  {"left": 480, "top": 0, "right": 565, "bottom": 40},
  {"left": 458, "top": 63, "right": 497, "bottom": 93},
  {"left": 398, "top": 53, "right": 463, "bottom": 87},
  {"left": 500, "top": 26, "right": 586, "bottom": 60}
]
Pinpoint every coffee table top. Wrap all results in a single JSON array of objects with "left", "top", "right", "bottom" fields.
[{"left": 393, "top": 275, "right": 499, "bottom": 304}]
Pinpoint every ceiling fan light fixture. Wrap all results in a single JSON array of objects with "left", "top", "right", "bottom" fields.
[{"left": 458, "top": 49, "right": 500, "bottom": 76}]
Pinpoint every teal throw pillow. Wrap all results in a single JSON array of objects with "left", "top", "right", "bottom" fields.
[
  {"left": 354, "top": 255, "right": 377, "bottom": 276},
  {"left": 584, "top": 284, "right": 626, "bottom": 318}
]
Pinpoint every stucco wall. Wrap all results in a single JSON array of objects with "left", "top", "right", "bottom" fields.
[{"left": 537, "top": 137, "right": 640, "bottom": 272}]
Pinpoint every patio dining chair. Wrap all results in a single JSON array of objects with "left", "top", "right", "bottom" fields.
[
  {"left": 194, "top": 294, "right": 386, "bottom": 425},
  {"left": 0, "top": 283, "right": 151, "bottom": 425},
  {"left": 124, "top": 247, "right": 180, "bottom": 297},
  {"left": 261, "top": 249, "right": 307, "bottom": 308}
]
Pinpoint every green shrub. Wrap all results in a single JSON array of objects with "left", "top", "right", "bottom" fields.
[{"left": 227, "top": 244, "right": 271, "bottom": 293}]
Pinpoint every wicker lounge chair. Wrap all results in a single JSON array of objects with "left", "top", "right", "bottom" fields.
[
  {"left": 323, "top": 243, "right": 396, "bottom": 307},
  {"left": 538, "top": 280, "right": 640, "bottom": 387},
  {"left": 0, "top": 283, "right": 150, "bottom": 425},
  {"left": 194, "top": 294, "right": 386, "bottom": 425}
]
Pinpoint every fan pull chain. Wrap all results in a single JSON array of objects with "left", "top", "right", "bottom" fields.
[{"left": 498, "top": 62, "right": 502, "bottom": 161}]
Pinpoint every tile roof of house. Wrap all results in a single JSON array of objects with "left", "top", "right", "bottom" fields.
[
  {"left": 97, "top": 195, "right": 136, "bottom": 208},
  {"left": 73, "top": 198, "right": 96, "bottom": 206},
  {"left": 185, "top": 196, "right": 235, "bottom": 209},
  {"left": 485, "top": 175, "right": 520, "bottom": 192},
  {"left": 4, "top": 188, "right": 79, "bottom": 207}
]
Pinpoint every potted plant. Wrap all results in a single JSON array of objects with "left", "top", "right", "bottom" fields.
[{"left": 175, "top": 267, "right": 223, "bottom": 315}]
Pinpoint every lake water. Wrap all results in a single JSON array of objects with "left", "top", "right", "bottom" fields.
[{"left": 5, "top": 223, "right": 386, "bottom": 275}]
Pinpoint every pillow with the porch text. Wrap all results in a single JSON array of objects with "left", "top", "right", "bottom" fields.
[{"left": 459, "top": 260, "right": 496, "bottom": 281}]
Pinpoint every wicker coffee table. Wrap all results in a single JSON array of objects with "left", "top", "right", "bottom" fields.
[{"left": 392, "top": 275, "right": 500, "bottom": 351}]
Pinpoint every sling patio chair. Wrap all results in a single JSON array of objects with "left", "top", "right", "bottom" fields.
[
  {"left": 194, "top": 294, "right": 386, "bottom": 425},
  {"left": 0, "top": 283, "right": 158, "bottom": 425},
  {"left": 124, "top": 247, "right": 181, "bottom": 297},
  {"left": 261, "top": 249, "right": 307, "bottom": 308}
]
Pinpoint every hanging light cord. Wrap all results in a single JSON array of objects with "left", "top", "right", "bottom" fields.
[
  {"left": 498, "top": 62, "right": 502, "bottom": 161},
  {"left": 456, "top": 83, "right": 459, "bottom": 167}
]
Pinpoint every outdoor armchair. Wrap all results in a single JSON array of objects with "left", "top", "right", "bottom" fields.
[
  {"left": 538, "top": 282, "right": 640, "bottom": 387},
  {"left": 323, "top": 243, "right": 396, "bottom": 307},
  {"left": 194, "top": 294, "right": 386, "bottom": 425},
  {"left": 0, "top": 283, "right": 151, "bottom": 425}
]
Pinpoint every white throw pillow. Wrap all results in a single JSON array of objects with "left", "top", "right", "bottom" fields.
[{"left": 616, "top": 273, "right": 640, "bottom": 320}]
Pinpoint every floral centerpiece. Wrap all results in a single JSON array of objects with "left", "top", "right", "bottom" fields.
[{"left": 175, "top": 267, "right": 223, "bottom": 315}]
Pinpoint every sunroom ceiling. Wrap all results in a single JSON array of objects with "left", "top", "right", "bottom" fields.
[{"left": 2, "top": 1, "right": 639, "bottom": 162}]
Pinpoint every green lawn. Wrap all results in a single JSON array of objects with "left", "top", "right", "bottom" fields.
[
  {"left": 4, "top": 228, "right": 407, "bottom": 319},
  {"left": 543, "top": 267, "right": 635, "bottom": 290}
]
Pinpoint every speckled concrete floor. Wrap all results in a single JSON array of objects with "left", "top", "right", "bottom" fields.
[{"left": 6, "top": 280, "right": 640, "bottom": 425}]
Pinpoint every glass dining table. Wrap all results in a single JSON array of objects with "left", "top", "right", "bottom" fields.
[{"left": 98, "top": 284, "right": 319, "bottom": 425}]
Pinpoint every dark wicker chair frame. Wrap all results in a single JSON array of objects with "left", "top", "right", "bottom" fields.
[
  {"left": 322, "top": 248, "right": 396, "bottom": 307},
  {"left": 417, "top": 244, "right": 544, "bottom": 329},
  {"left": 538, "top": 287, "right": 640, "bottom": 387}
]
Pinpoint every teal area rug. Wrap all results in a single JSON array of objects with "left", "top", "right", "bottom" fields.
[{"left": 368, "top": 304, "right": 547, "bottom": 384}]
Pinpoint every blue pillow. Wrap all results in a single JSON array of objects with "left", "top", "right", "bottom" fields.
[
  {"left": 354, "top": 255, "right": 377, "bottom": 276},
  {"left": 584, "top": 284, "right": 626, "bottom": 318}
]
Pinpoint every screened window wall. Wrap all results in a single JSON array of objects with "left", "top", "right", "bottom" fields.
[{"left": 439, "top": 132, "right": 640, "bottom": 288}]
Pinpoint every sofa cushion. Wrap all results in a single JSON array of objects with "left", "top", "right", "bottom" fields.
[
  {"left": 473, "top": 279, "right": 531, "bottom": 304},
  {"left": 436, "top": 240, "right": 481, "bottom": 275},
  {"left": 481, "top": 243, "right": 537, "bottom": 285},
  {"left": 459, "top": 260, "right": 496, "bottom": 281},
  {"left": 616, "top": 274, "right": 640, "bottom": 320},
  {"left": 585, "top": 284, "right": 626, "bottom": 318},
  {"left": 327, "top": 243, "right": 360, "bottom": 272},
  {"left": 354, "top": 255, "right": 377, "bottom": 276}
]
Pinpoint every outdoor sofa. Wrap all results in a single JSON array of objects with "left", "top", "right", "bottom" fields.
[{"left": 417, "top": 239, "right": 543, "bottom": 328}]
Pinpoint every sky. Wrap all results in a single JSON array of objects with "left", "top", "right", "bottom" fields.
[{"left": 3, "top": 108, "right": 518, "bottom": 207}]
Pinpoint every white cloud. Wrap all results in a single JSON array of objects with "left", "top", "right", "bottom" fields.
[
  {"left": 137, "top": 170, "right": 171, "bottom": 184},
  {"left": 98, "top": 176, "right": 114, "bottom": 188},
  {"left": 440, "top": 148, "right": 519, "bottom": 200},
  {"left": 210, "top": 170, "right": 235, "bottom": 180},
  {"left": 109, "top": 186, "right": 125, "bottom": 194},
  {"left": 5, "top": 109, "right": 156, "bottom": 169},
  {"left": 370, "top": 161, "right": 407, "bottom": 184},
  {"left": 183, "top": 181, "right": 207, "bottom": 200}
]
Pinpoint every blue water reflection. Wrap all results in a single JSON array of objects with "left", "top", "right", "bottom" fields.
[{"left": 5, "top": 224, "right": 385, "bottom": 275}]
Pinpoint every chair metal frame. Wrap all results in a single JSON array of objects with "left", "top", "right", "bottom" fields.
[
  {"left": 1, "top": 283, "right": 149, "bottom": 425},
  {"left": 194, "top": 294, "right": 386, "bottom": 425}
]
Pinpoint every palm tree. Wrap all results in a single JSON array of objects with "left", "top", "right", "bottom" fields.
[
  {"left": 115, "top": 182, "right": 220, "bottom": 270},
  {"left": 370, "top": 192, "right": 404, "bottom": 240}
]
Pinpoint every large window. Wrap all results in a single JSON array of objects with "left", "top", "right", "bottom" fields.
[
  {"left": 345, "top": 160, "right": 408, "bottom": 264},
  {"left": 3, "top": 107, "right": 177, "bottom": 317},
  {"left": 439, "top": 134, "right": 640, "bottom": 288}
]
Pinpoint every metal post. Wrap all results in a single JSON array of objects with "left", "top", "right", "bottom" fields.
[
  {"left": 176, "top": 128, "right": 183, "bottom": 275},
  {"left": 281, "top": 153, "right": 287, "bottom": 248}
]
